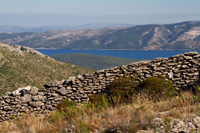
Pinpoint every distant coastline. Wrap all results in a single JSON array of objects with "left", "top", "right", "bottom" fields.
[
  {"left": 35, "top": 48, "right": 58, "bottom": 50},
  {"left": 35, "top": 48, "right": 200, "bottom": 51},
  {"left": 35, "top": 49, "right": 200, "bottom": 60}
]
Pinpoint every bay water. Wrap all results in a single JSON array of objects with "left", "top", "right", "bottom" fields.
[{"left": 36, "top": 49, "right": 200, "bottom": 60}]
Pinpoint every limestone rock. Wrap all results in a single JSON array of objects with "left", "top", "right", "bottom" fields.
[
  {"left": 29, "top": 87, "right": 39, "bottom": 95},
  {"left": 12, "top": 86, "right": 31, "bottom": 96},
  {"left": 21, "top": 94, "right": 32, "bottom": 103},
  {"left": 32, "top": 95, "right": 46, "bottom": 101},
  {"left": 57, "top": 88, "right": 68, "bottom": 95},
  {"left": 35, "top": 101, "right": 44, "bottom": 107}
]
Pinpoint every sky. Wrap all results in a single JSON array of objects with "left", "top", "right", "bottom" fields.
[{"left": 1, "top": 0, "right": 200, "bottom": 27}]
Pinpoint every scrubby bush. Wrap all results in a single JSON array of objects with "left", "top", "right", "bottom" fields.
[
  {"left": 56, "top": 99, "right": 80, "bottom": 121},
  {"left": 138, "top": 75, "right": 176, "bottom": 101},
  {"left": 88, "top": 76, "right": 139, "bottom": 107},
  {"left": 108, "top": 76, "right": 139, "bottom": 105},
  {"left": 89, "top": 94, "right": 109, "bottom": 110},
  {"left": 107, "top": 75, "right": 176, "bottom": 104},
  {"left": 89, "top": 75, "right": 176, "bottom": 107},
  {"left": 192, "top": 81, "right": 200, "bottom": 96},
  {"left": 57, "top": 99, "right": 77, "bottom": 111}
]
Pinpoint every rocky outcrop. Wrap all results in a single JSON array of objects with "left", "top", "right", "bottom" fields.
[
  {"left": 0, "top": 42, "right": 52, "bottom": 59},
  {"left": 0, "top": 52, "right": 199, "bottom": 122}
]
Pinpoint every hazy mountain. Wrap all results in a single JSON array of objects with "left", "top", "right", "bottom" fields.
[
  {"left": 0, "top": 23, "right": 134, "bottom": 33},
  {"left": 66, "top": 21, "right": 200, "bottom": 50},
  {"left": 0, "top": 42, "right": 93, "bottom": 95},
  {"left": 0, "top": 27, "right": 125, "bottom": 48},
  {"left": 0, "top": 21, "right": 200, "bottom": 50}
]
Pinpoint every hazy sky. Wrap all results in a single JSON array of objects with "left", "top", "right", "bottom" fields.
[{"left": 1, "top": 0, "right": 200, "bottom": 27}]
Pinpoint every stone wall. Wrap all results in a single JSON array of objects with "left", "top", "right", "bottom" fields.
[{"left": 0, "top": 52, "right": 199, "bottom": 121}]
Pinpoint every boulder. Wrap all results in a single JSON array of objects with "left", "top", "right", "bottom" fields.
[{"left": 12, "top": 86, "right": 31, "bottom": 96}]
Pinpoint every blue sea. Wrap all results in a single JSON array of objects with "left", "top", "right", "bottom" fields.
[{"left": 36, "top": 49, "right": 200, "bottom": 60}]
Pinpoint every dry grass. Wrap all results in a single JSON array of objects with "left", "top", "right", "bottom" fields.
[
  {"left": 0, "top": 115, "right": 53, "bottom": 133},
  {"left": 0, "top": 47, "right": 93, "bottom": 95},
  {"left": 0, "top": 91, "right": 200, "bottom": 133}
]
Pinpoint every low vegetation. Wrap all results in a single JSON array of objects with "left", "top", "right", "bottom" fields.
[
  {"left": 138, "top": 75, "right": 176, "bottom": 101},
  {"left": 51, "top": 53, "right": 142, "bottom": 70},
  {"left": 0, "top": 47, "right": 93, "bottom": 95},
  {"left": 1, "top": 76, "right": 200, "bottom": 132}
]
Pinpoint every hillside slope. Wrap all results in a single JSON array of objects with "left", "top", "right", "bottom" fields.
[
  {"left": 51, "top": 53, "right": 142, "bottom": 70},
  {"left": 0, "top": 21, "right": 200, "bottom": 50},
  {"left": 0, "top": 43, "right": 93, "bottom": 95}
]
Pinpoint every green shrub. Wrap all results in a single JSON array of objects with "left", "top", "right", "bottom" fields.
[
  {"left": 89, "top": 94, "right": 109, "bottom": 110},
  {"left": 78, "top": 122, "right": 92, "bottom": 133},
  {"left": 163, "top": 118, "right": 172, "bottom": 132},
  {"left": 57, "top": 99, "right": 77, "bottom": 111},
  {"left": 108, "top": 76, "right": 139, "bottom": 105},
  {"left": 138, "top": 75, "right": 176, "bottom": 101},
  {"left": 56, "top": 99, "right": 80, "bottom": 121},
  {"left": 49, "top": 111, "right": 63, "bottom": 122},
  {"left": 192, "top": 82, "right": 200, "bottom": 97}
]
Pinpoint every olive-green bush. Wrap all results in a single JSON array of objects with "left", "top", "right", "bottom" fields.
[
  {"left": 89, "top": 94, "right": 109, "bottom": 109},
  {"left": 108, "top": 76, "right": 139, "bottom": 105},
  {"left": 138, "top": 75, "right": 176, "bottom": 101}
]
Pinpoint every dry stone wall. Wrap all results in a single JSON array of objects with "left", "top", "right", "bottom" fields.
[{"left": 0, "top": 52, "right": 200, "bottom": 121}]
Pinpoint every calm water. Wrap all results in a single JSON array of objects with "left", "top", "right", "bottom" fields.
[{"left": 36, "top": 49, "right": 200, "bottom": 59}]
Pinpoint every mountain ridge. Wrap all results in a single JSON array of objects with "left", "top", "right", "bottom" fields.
[
  {"left": 0, "top": 21, "right": 200, "bottom": 50},
  {"left": 0, "top": 23, "right": 134, "bottom": 33}
]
